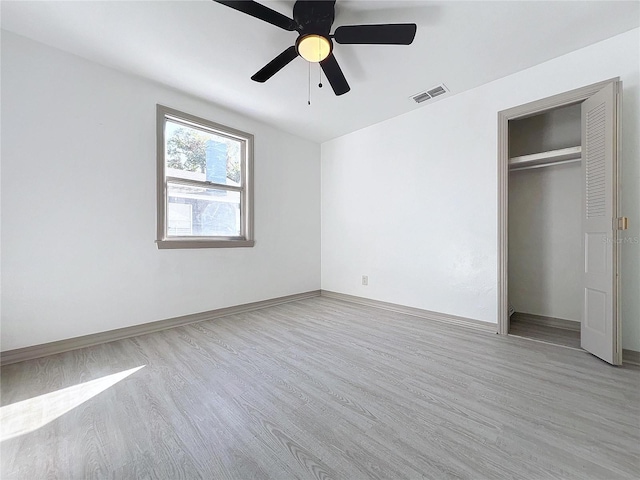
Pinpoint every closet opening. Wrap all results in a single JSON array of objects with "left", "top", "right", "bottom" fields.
[{"left": 507, "top": 102, "right": 583, "bottom": 349}]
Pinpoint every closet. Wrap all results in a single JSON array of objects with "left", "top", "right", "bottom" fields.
[
  {"left": 508, "top": 104, "right": 583, "bottom": 349},
  {"left": 498, "top": 78, "right": 627, "bottom": 365},
  {"left": 498, "top": 78, "right": 626, "bottom": 365}
]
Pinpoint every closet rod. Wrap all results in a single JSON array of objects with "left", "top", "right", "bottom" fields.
[{"left": 510, "top": 158, "right": 581, "bottom": 172}]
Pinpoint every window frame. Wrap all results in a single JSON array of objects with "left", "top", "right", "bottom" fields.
[{"left": 156, "top": 105, "right": 255, "bottom": 249}]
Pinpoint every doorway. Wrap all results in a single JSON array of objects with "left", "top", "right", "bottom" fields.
[{"left": 497, "top": 78, "right": 624, "bottom": 365}]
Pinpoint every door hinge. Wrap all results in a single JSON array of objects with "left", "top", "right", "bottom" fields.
[{"left": 616, "top": 217, "right": 629, "bottom": 230}]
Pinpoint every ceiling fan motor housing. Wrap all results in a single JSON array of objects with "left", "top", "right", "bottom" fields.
[{"left": 293, "top": 0, "right": 336, "bottom": 35}]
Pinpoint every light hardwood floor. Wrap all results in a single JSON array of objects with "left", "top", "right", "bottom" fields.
[
  {"left": 1, "top": 297, "right": 639, "bottom": 479},
  {"left": 509, "top": 313, "right": 582, "bottom": 349}
]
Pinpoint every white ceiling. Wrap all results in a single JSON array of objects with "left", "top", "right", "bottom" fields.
[{"left": 2, "top": 1, "right": 638, "bottom": 142}]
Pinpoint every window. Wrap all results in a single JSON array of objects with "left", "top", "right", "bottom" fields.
[{"left": 156, "top": 105, "right": 254, "bottom": 248}]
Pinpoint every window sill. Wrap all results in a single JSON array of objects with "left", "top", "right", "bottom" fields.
[{"left": 156, "top": 239, "right": 255, "bottom": 249}]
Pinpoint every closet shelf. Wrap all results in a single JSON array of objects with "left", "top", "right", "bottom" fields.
[{"left": 509, "top": 146, "right": 581, "bottom": 170}]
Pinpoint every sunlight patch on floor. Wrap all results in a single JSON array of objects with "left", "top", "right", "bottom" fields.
[{"left": 0, "top": 365, "right": 144, "bottom": 442}]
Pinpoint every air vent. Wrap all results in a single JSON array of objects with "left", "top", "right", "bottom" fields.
[
  {"left": 410, "top": 83, "right": 449, "bottom": 104},
  {"left": 427, "top": 85, "right": 446, "bottom": 98},
  {"left": 412, "top": 92, "right": 431, "bottom": 103}
]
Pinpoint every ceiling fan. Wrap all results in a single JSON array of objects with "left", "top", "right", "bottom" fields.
[{"left": 214, "top": 0, "right": 417, "bottom": 96}]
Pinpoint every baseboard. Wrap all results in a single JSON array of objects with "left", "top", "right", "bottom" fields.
[
  {"left": 623, "top": 349, "right": 640, "bottom": 366},
  {"left": 0, "top": 290, "right": 321, "bottom": 365},
  {"left": 4, "top": 288, "right": 635, "bottom": 367},
  {"left": 320, "top": 290, "right": 497, "bottom": 333},
  {"left": 511, "top": 312, "right": 581, "bottom": 332},
  {"left": 321, "top": 292, "right": 640, "bottom": 366}
]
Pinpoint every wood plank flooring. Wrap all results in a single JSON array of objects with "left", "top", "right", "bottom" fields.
[
  {"left": 509, "top": 313, "right": 582, "bottom": 349},
  {"left": 1, "top": 297, "right": 639, "bottom": 479}
]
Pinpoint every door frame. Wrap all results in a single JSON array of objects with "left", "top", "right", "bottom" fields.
[{"left": 497, "top": 77, "right": 620, "bottom": 336}]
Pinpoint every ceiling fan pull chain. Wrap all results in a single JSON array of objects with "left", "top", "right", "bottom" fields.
[
  {"left": 308, "top": 61, "right": 311, "bottom": 105},
  {"left": 318, "top": 63, "right": 323, "bottom": 88}
]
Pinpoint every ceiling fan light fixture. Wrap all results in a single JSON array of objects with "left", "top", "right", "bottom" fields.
[{"left": 297, "top": 34, "right": 332, "bottom": 63}]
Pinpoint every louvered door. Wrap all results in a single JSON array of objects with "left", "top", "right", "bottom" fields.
[{"left": 581, "top": 81, "right": 621, "bottom": 365}]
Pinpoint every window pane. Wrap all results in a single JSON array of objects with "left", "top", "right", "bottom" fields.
[
  {"left": 165, "top": 120, "right": 242, "bottom": 187},
  {"left": 167, "top": 183, "right": 241, "bottom": 237}
]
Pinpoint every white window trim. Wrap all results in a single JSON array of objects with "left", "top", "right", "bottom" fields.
[{"left": 156, "top": 105, "right": 255, "bottom": 249}]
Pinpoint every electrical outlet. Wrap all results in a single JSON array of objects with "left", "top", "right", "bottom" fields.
[{"left": 362, "top": 275, "right": 368, "bottom": 286}]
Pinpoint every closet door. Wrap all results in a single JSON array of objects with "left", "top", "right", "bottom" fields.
[{"left": 581, "top": 80, "right": 621, "bottom": 365}]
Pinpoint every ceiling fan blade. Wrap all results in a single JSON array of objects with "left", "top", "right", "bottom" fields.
[
  {"left": 333, "top": 24, "right": 417, "bottom": 45},
  {"left": 214, "top": 1, "right": 296, "bottom": 31},
  {"left": 251, "top": 46, "right": 298, "bottom": 83},
  {"left": 320, "top": 54, "right": 350, "bottom": 96}
]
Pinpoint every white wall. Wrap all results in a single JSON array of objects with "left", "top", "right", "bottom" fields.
[
  {"left": 509, "top": 104, "right": 582, "bottom": 157},
  {"left": 508, "top": 164, "right": 582, "bottom": 321},
  {"left": 321, "top": 28, "right": 640, "bottom": 350},
  {"left": 1, "top": 31, "right": 321, "bottom": 351}
]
